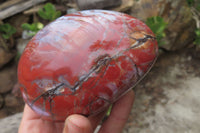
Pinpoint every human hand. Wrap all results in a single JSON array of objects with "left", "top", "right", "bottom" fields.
[{"left": 18, "top": 90, "right": 134, "bottom": 133}]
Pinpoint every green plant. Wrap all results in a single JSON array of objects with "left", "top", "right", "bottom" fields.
[
  {"left": 38, "top": 3, "right": 61, "bottom": 21},
  {"left": 106, "top": 105, "right": 112, "bottom": 116},
  {"left": 0, "top": 23, "right": 16, "bottom": 39},
  {"left": 187, "top": 0, "right": 200, "bottom": 11},
  {"left": 188, "top": 0, "right": 200, "bottom": 45},
  {"left": 21, "top": 22, "right": 44, "bottom": 36},
  {"left": 146, "top": 16, "right": 168, "bottom": 46},
  {"left": 196, "top": 4, "right": 200, "bottom": 11},
  {"left": 187, "top": 0, "right": 195, "bottom": 6},
  {"left": 194, "top": 28, "right": 200, "bottom": 45}
]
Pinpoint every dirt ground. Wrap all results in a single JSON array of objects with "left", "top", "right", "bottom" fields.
[
  {"left": 0, "top": 48, "right": 200, "bottom": 133},
  {"left": 123, "top": 48, "right": 200, "bottom": 133}
]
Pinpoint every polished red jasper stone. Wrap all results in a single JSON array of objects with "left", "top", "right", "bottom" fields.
[{"left": 18, "top": 10, "right": 158, "bottom": 121}]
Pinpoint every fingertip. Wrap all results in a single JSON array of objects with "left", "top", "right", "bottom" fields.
[
  {"left": 98, "top": 90, "right": 135, "bottom": 133},
  {"left": 63, "top": 114, "right": 93, "bottom": 133}
]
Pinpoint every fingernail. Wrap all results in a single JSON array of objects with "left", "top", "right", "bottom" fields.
[{"left": 65, "top": 116, "right": 82, "bottom": 133}]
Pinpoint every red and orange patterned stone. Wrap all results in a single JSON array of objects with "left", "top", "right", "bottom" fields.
[{"left": 18, "top": 10, "right": 158, "bottom": 121}]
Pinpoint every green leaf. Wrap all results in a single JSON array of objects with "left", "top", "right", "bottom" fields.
[
  {"left": 22, "top": 22, "right": 44, "bottom": 31},
  {"left": 146, "top": 16, "right": 168, "bottom": 46},
  {"left": 197, "top": 4, "right": 200, "bottom": 11},
  {"left": 21, "top": 23, "right": 31, "bottom": 30},
  {"left": 195, "top": 29, "right": 200, "bottom": 45},
  {"left": 45, "top": 3, "right": 56, "bottom": 12},
  {"left": 37, "top": 3, "right": 61, "bottom": 21},
  {"left": 2, "top": 34, "right": 9, "bottom": 39},
  {"left": 186, "top": 0, "right": 195, "bottom": 6},
  {"left": 0, "top": 24, "right": 9, "bottom": 32},
  {"left": 53, "top": 11, "right": 61, "bottom": 21},
  {"left": 0, "top": 23, "right": 16, "bottom": 39},
  {"left": 21, "top": 22, "right": 44, "bottom": 37},
  {"left": 38, "top": 9, "right": 49, "bottom": 20},
  {"left": 106, "top": 105, "right": 112, "bottom": 116}
]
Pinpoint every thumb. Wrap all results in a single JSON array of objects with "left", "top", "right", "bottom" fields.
[{"left": 63, "top": 114, "right": 93, "bottom": 133}]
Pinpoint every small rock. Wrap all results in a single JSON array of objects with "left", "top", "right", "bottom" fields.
[
  {"left": 76, "top": 0, "right": 122, "bottom": 10},
  {"left": 0, "top": 48, "right": 16, "bottom": 69},
  {"left": 112, "top": 0, "right": 134, "bottom": 12},
  {"left": 12, "top": 83, "right": 21, "bottom": 97},
  {"left": 5, "top": 94, "right": 24, "bottom": 115},
  {"left": 67, "top": 8, "right": 77, "bottom": 14},
  {"left": 17, "top": 39, "right": 30, "bottom": 55},
  {"left": 22, "top": 30, "right": 35, "bottom": 40},
  {"left": 5, "top": 94, "right": 21, "bottom": 107},
  {"left": 6, "top": 106, "right": 24, "bottom": 116},
  {"left": 0, "top": 65, "right": 17, "bottom": 93},
  {"left": 0, "top": 109, "right": 8, "bottom": 119},
  {"left": 187, "top": 56, "right": 192, "bottom": 61}
]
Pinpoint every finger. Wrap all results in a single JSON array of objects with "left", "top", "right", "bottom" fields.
[
  {"left": 63, "top": 114, "right": 93, "bottom": 133},
  {"left": 88, "top": 108, "right": 108, "bottom": 130},
  {"left": 19, "top": 104, "right": 65, "bottom": 133},
  {"left": 18, "top": 104, "right": 41, "bottom": 133},
  {"left": 22, "top": 104, "right": 41, "bottom": 120},
  {"left": 98, "top": 90, "right": 134, "bottom": 133}
]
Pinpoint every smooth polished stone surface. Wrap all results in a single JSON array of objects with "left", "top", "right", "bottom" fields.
[{"left": 18, "top": 10, "right": 158, "bottom": 121}]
